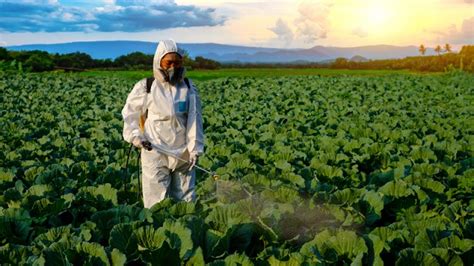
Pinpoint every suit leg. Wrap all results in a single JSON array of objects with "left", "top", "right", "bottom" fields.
[
  {"left": 141, "top": 149, "right": 171, "bottom": 208},
  {"left": 169, "top": 162, "right": 196, "bottom": 202}
]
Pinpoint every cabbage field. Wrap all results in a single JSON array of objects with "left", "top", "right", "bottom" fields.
[{"left": 0, "top": 71, "right": 473, "bottom": 265}]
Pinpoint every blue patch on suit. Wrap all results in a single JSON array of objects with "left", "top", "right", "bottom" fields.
[{"left": 178, "top": 101, "right": 187, "bottom": 112}]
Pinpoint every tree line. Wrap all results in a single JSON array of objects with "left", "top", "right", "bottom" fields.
[
  {"left": 0, "top": 45, "right": 472, "bottom": 73},
  {"left": 0, "top": 47, "right": 221, "bottom": 72},
  {"left": 330, "top": 45, "right": 473, "bottom": 73},
  {"left": 418, "top": 43, "right": 452, "bottom": 55},
  {"left": 205, "top": 45, "right": 473, "bottom": 73}
]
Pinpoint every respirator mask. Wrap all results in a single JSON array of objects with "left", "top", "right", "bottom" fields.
[{"left": 160, "top": 67, "right": 185, "bottom": 85}]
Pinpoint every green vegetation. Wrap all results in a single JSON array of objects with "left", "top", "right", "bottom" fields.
[
  {"left": 78, "top": 68, "right": 418, "bottom": 82},
  {"left": 0, "top": 48, "right": 221, "bottom": 73},
  {"left": 0, "top": 49, "right": 108, "bottom": 72},
  {"left": 2, "top": 45, "right": 473, "bottom": 74},
  {"left": 0, "top": 71, "right": 473, "bottom": 264},
  {"left": 331, "top": 46, "right": 474, "bottom": 73}
]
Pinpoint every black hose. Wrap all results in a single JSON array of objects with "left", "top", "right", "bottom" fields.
[
  {"left": 124, "top": 143, "right": 134, "bottom": 202},
  {"left": 137, "top": 148, "right": 142, "bottom": 202}
]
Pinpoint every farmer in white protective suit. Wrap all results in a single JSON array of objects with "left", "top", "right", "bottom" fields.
[{"left": 121, "top": 39, "right": 204, "bottom": 208}]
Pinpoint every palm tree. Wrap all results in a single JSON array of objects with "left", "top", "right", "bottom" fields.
[
  {"left": 434, "top": 45, "right": 442, "bottom": 55},
  {"left": 419, "top": 44, "right": 427, "bottom": 56},
  {"left": 444, "top": 43, "right": 452, "bottom": 53}
]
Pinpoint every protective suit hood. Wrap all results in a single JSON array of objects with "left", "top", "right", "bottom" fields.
[{"left": 153, "top": 39, "right": 184, "bottom": 82}]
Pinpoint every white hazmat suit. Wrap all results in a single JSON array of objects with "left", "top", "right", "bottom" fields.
[{"left": 121, "top": 40, "right": 204, "bottom": 208}]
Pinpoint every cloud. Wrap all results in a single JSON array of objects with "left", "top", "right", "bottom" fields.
[
  {"left": 428, "top": 17, "right": 474, "bottom": 44},
  {"left": 268, "top": 18, "right": 294, "bottom": 46},
  {"left": 294, "top": 0, "right": 332, "bottom": 43},
  {"left": 0, "top": 1, "right": 92, "bottom": 32},
  {"left": 264, "top": 0, "right": 333, "bottom": 46},
  {"left": 352, "top": 26, "right": 368, "bottom": 38},
  {"left": 0, "top": 0, "right": 226, "bottom": 33}
]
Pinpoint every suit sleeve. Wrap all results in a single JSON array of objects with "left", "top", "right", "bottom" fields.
[
  {"left": 121, "top": 79, "right": 147, "bottom": 143},
  {"left": 186, "top": 81, "right": 204, "bottom": 156}
]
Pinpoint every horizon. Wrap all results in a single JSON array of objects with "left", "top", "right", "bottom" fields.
[
  {"left": 5, "top": 40, "right": 436, "bottom": 49},
  {"left": 0, "top": 0, "right": 472, "bottom": 50}
]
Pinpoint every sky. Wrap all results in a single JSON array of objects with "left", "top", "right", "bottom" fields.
[{"left": 0, "top": 0, "right": 473, "bottom": 49}]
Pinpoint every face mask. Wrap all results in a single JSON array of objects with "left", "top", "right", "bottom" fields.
[{"left": 161, "top": 67, "right": 184, "bottom": 85}]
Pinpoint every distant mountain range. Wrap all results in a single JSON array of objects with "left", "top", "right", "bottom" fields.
[{"left": 6, "top": 41, "right": 436, "bottom": 63}]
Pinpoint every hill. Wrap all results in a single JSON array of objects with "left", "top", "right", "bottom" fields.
[{"left": 6, "top": 41, "right": 436, "bottom": 63}]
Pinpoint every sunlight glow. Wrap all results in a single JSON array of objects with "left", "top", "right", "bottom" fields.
[
  {"left": 367, "top": 5, "right": 390, "bottom": 25},
  {"left": 353, "top": 1, "right": 398, "bottom": 38}
]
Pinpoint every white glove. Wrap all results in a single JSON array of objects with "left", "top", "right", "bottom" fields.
[
  {"left": 188, "top": 153, "right": 199, "bottom": 171},
  {"left": 132, "top": 136, "right": 152, "bottom": 151}
]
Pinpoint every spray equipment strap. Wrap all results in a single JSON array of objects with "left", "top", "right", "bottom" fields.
[
  {"left": 145, "top": 77, "right": 154, "bottom": 93},
  {"left": 139, "top": 77, "right": 191, "bottom": 133}
]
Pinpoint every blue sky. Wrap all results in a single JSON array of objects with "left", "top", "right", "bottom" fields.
[
  {"left": 0, "top": 0, "right": 473, "bottom": 49},
  {"left": 0, "top": 0, "right": 224, "bottom": 32}
]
